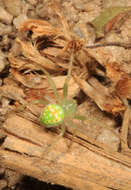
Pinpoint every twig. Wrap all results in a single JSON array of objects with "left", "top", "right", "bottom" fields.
[{"left": 86, "top": 42, "right": 131, "bottom": 49}]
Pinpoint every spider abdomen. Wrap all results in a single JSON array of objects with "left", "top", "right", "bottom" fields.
[{"left": 40, "top": 104, "right": 64, "bottom": 127}]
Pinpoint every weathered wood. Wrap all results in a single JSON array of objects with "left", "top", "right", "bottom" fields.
[{"left": 0, "top": 113, "right": 131, "bottom": 190}]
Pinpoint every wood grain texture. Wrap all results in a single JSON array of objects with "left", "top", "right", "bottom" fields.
[{"left": 0, "top": 113, "right": 131, "bottom": 190}]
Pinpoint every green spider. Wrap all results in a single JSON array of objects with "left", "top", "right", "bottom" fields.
[{"left": 37, "top": 53, "right": 86, "bottom": 140}]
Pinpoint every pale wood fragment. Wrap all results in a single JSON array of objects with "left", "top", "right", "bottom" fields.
[{"left": 121, "top": 106, "right": 131, "bottom": 154}]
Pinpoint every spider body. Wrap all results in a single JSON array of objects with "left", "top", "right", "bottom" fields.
[
  {"left": 40, "top": 98, "right": 77, "bottom": 128},
  {"left": 35, "top": 48, "right": 86, "bottom": 140},
  {"left": 32, "top": 51, "right": 86, "bottom": 144}
]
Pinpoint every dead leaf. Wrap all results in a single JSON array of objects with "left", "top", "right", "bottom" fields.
[
  {"left": 116, "top": 75, "right": 131, "bottom": 99},
  {"left": 106, "top": 62, "right": 122, "bottom": 83},
  {"left": 92, "top": 7, "right": 131, "bottom": 38},
  {"left": 16, "top": 38, "right": 58, "bottom": 71},
  {"left": 74, "top": 75, "right": 125, "bottom": 114},
  {"left": 19, "top": 19, "right": 63, "bottom": 39}
]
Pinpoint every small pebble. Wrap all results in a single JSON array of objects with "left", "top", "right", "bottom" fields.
[
  {"left": 13, "top": 14, "right": 28, "bottom": 29},
  {"left": 0, "top": 23, "right": 12, "bottom": 36},
  {"left": 0, "top": 7, "right": 13, "bottom": 24},
  {"left": 3, "top": 0, "right": 22, "bottom": 16},
  {"left": 0, "top": 51, "right": 8, "bottom": 72},
  {"left": 26, "top": 0, "right": 38, "bottom": 6},
  {"left": 0, "top": 179, "right": 7, "bottom": 189},
  {"left": 0, "top": 167, "right": 5, "bottom": 175}
]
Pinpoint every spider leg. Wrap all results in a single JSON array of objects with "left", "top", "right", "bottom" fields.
[
  {"left": 55, "top": 123, "right": 66, "bottom": 142},
  {"left": 65, "top": 117, "right": 86, "bottom": 143},
  {"left": 65, "top": 119, "right": 76, "bottom": 135},
  {"left": 19, "top": 99, "right": 49, "bottom": 109},
  {"left": 15, "top": 99, "right": 47, "bottom": 112},
  {"left": 28, "top": 99, "right": 48, "bottom": 105},
  {"left": 64, "top": 119, "right": 78, "bottom": 150},
  {"left": 37, "top": 66, "right": 60, "bottom": 103},
  {"left": 32, "top": 123, "right": 66, "bottom": 166},
  {"left": 32, "top": 123, "right": 66, "bottom": 170},
  {"left": 63, "top": 53, "right": 73, "bottom": 99},
  {"left": 46, "top": 123, "right": 66, "bottom": 151},
  {"left": 74, "top": 114, "right": 87, "bottom": 121},
  {"left": 44, "top": 95, "right": 56, "bottom": 104}
]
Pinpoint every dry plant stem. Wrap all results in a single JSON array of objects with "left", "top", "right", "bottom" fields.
[
  {"left": 121, "top": 105, "right": 131, "bottom": 154},
  {"left": 86, "top": 42, "right": 131, "bottom": 49}
]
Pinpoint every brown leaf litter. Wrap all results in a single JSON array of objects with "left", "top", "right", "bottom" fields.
[
  {"left": 0, "top": 1, "right": 131, "bottom": 189},
  {"left": 2, "top": 0, "right": 130, "bottom": 154}
]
